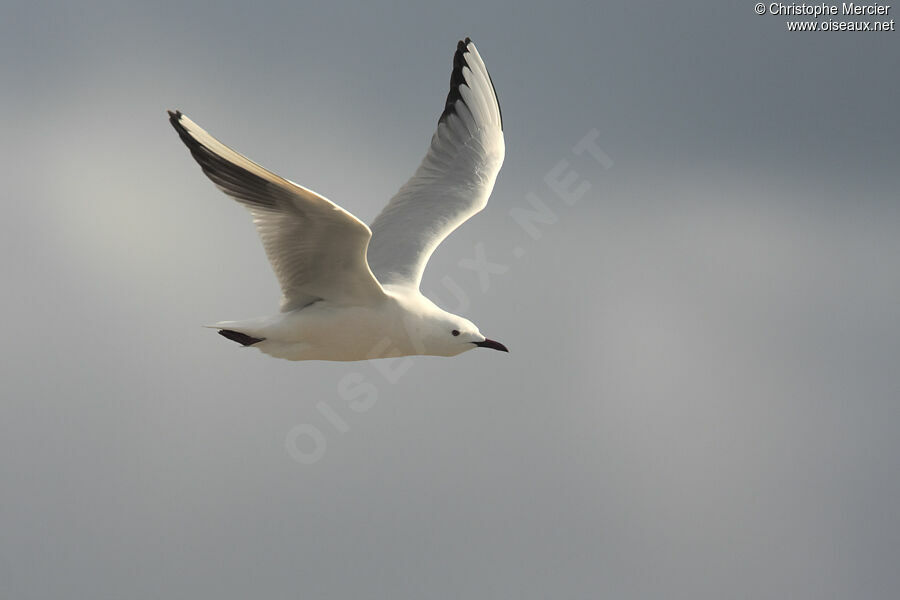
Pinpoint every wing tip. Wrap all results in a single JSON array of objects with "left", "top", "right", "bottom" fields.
[
  {"left": 167, "top": 109, "right": 194, "bottom": 144},
  {"left": 168, "top": 108, "right": 212, "bottom": 171},
  {"left": 439, "top": 37, "right": 503, "bottom": 131}
]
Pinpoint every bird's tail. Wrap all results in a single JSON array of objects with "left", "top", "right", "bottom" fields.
[
  {"left": 217, "top": 329, "right": 265, "bottom": 346},
  {"left": 204, "top": 319, "right": 271, "bottom": 347}
]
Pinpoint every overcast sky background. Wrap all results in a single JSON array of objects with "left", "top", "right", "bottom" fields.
[{"left": 2, "top": 1, "right": 899, "bottom": 598}]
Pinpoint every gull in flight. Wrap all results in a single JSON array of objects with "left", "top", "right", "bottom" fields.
[{"left": 169, "top": 38, "right": 508, "bottom": 361}]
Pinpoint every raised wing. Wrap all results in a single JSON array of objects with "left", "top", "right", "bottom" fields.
[
  {"left": 367, "top": 38, "right": 505, "bottom": 289},
  {"left": 168, "top": 111, "right": 385, "bottom": 311}
]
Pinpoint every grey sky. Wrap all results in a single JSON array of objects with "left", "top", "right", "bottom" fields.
[{"left": 2, "top": 1, "right": 899, "bottom": 599}]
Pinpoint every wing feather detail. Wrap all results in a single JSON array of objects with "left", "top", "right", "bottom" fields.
[{"left": 367, "top": 39, "right": 505, "bottom": 289}]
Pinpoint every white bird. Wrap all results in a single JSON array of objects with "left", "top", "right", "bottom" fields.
[{"left": 169, "top": 38, "right": 508, "bottom": 361}]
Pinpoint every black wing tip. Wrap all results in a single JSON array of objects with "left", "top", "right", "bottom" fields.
[
  {"left": 439, "top": 39, "right": 471, "bottom": 125},
  {"left": 166, "top": 107, "right": 281, "bottom": 210},
  {"left": 168, "top": 109, "right": 191, "bottom": 141},
  {"left": 167, "top": 108, "right": 204, "bottom": 157},
  {"left": 438, "top": 37, "right": 503, "bottom": 131}
]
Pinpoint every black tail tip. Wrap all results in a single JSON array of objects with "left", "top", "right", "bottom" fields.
[{"left": 218, "top": 329, "right": 265, "bottom": 346}]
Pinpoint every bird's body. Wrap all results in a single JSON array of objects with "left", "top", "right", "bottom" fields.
[
  {"left": 170, "top": 38, "right": 508, "bottom": 361},
  {"left": 215, "top": 286, "right": 477, "bottom": 361}
]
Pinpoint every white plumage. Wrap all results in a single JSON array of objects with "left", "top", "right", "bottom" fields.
[{"left": 169, "top": 38, "right": 508, "bottom": 361}]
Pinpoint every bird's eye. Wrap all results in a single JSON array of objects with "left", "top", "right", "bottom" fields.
[{"left": 451, "top": 330, "right": 460, "bottom": 336}]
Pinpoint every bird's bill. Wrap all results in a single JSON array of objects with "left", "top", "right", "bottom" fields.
[{"left": 474, "top": 338, "right": 508, "bottom": 352}]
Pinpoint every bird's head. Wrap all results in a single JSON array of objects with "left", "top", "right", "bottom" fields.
[{"left": 423, "top": 312, "right": 508, "bottom": 357}]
